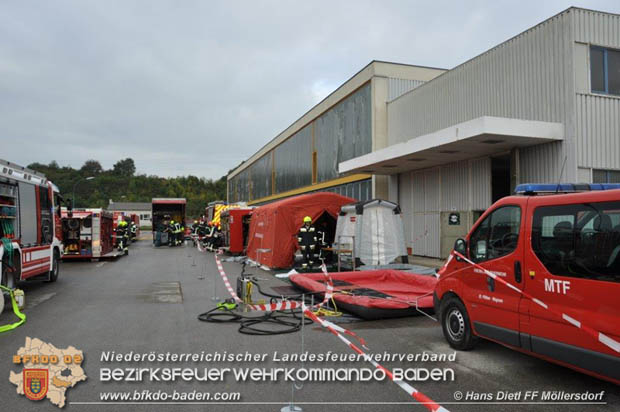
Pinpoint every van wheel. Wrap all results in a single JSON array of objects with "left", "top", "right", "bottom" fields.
[
  {"left": 440, "top": 296, "right": 478, "bottom": 350},
  {"left": 47, "top": 251, "right": 60, "bottom": 282}
]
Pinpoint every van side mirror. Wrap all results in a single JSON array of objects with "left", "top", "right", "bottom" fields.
[{"left": 454, "top": 238, "right": 467, "bottom": 259}]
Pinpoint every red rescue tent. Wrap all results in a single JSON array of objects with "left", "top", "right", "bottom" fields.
[{"left": 246, "top": 192, "right": 354, "bottom": 269}]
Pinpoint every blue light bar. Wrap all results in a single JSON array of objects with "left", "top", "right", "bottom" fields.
[{"left": 515, "top": 183, "right": 620, "bottom": 194}]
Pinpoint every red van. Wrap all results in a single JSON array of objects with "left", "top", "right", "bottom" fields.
[{"left": 434, "top": 184, "right": 620, "bottom": 384}]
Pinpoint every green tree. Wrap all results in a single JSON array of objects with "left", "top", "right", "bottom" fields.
[
  {"left": 27, "top": 159, "right": 227, "bottom": 217},
  {"left": 112, "top": 158, "right": 136, "bottom": 177},
  {"left": 80, "top": 159, "right": 104, "bottom": 175}
]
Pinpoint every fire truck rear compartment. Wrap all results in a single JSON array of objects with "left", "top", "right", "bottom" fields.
[{"left": 62, "top": 216, "right": 93, "bottom": 255}]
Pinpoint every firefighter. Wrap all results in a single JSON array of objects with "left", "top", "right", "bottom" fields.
[
  {"left": 210, "top": 225, "right": 222, "bottom": 251},
  {"left": 167, "top": 220, "right": 176, "bottom": 247},
  {"left": 130, "top": 221, "right": 137, "bottom": 242},
  {"left": 173, "top": 220, "right": 182, "bottom": 246},
  {"left": 297, "top": 216, "right": 319, "bottom": 269},
  {"left": 204, "top": 223, "right": 217, "bottom": 251},
  {"left": 116, "top": 220, "right": 129, "bottom": 255}
]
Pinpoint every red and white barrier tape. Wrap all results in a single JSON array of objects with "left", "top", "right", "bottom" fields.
[
  {"left": 452, "top": 251, "right": 620, "bottom": 354},
  {"left": 303, "top": 307, "right": 448, "bottom": 412},
  {"left": 196, "top": 240, "right": 207, "bottom": 253},
  {"left": 213, "top": 251, "right": 331, "bottom": 312},
  {"left": 212, "top": 251, "right": 366, "bottom": 346},
  {"left": 210, "top": 250, "right": 446, "bottom": 411}
]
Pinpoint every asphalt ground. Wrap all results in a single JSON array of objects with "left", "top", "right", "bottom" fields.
[{"left": 1, "top": 239, "right": 618, "bottom": 412}]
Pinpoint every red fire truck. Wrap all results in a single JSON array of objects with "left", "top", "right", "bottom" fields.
[
  {"left": 61, "top": 208, "right": 115, "bottom": 259},
  {"left": 220, "top": 208, "right": 253, "bottom": 254},
  {"left": 205, "top": 201, "right": 225, "bottom": 225},
  {"left": 0, "top": 159, "right": 63, "bottom": 290},
  {"left": 435, "top": 183, "right": 620, "bottom": 384}
]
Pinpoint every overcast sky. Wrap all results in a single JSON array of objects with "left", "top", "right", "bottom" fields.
[{"left": 1, "top": 0, "right": 619, "bottom": 179}]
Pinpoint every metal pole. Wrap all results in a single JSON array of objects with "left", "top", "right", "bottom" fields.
[
  {"left": 72, "top": 179, "right": 81, "bottom": 210},
  {"left": 72, "top": 176, "right": 94, "bottom": 210},
  {"left": 281, "top": 294, "right": 306, "bottom": 412},
  {"left": 211, "top": 260, "right": 220, "bottom": 302},
  {"left": 352, "top": 235, "right": 356, "bottom": 271}
]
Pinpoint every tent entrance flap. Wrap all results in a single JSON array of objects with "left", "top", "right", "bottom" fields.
[{"left": 314, "top": 211, "right": 337, "bottom": 246}]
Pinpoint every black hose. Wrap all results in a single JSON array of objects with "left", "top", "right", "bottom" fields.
[
  {"left": 197, "top": 306, "right": 313, "bottom": 336},
  {"left": 197, "top": 261, "right": 321, "bottom": 336}
]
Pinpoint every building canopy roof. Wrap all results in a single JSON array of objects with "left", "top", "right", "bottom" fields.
[{"left": 339, "top": 116, "right": 564, "bottom": 175}]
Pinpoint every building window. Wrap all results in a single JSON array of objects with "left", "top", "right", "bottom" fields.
[
  {"left": 590, "top": 46, "right": 620, "bottom": 95},
  {"left": 593, "top": 169, "right": 620, "bottom": 183}
]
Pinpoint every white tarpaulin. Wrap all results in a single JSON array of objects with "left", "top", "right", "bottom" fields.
[{"left": 334, "top": 199, "right": 408, "bottom": 266}]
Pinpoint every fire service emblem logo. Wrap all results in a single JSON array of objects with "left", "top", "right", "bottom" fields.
[{"left": 23, "top": 369, "right": 49, "bottom": 401}]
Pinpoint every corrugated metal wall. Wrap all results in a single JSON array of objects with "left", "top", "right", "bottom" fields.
[
  {"left": 388, "top": 11, "right": 574, "bottom": 182},
  {"left": 248, "top": 154, "right": 272, "bottom": 200},
  {"left": 576, "top": 95, "right": 620, "bottom": 169},
  {"left": 441, "top": 161, "right": 469, "bottom": 210},
  {"left": 316, "top": 83, "right": 372, "bottom": 182},
  {"left": 471, "top": 157, "right": 492, "bottom": 209},
  {"left": 230, "top": 168, "right": 250, "bottom": 203},
  {"left": 388, "top": 11, "right": 571, "bottom": 143},
  {"left": 229, "top": 83, "right": 371, "bottom": 203},
  {"left": 572, "top": 9, "right": 620, "bottom": 171},
  {"left": 389, "top": 9, "right": 620, "bottom": 258},
  {"left": 274, "top": 124, "right": 312, "bottom": 194},
  {"left": 387, "top": 78, "right": 425, "bottom": 101},
  {"left": 572, "top": 8, "right": 620, "bottom": 47},
  {"left": 399, "top": 159, "right": 492, "bottom": 257},
  {"left": 321, "top": 179, "right": 371, "bottom": 201}
]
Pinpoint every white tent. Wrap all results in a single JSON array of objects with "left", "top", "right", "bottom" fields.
[{"left": 334, "top": 199, "right": 408, "bottom": 266}]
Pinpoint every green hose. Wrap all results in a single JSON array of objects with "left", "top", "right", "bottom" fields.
[
  {"left": 1, "top": 237, "right": 13, "bottom": 262},
  {"left": 0, "top": 285, "right": 26, "bottom": 332}
]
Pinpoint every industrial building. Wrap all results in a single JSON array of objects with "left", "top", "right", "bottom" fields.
[
  {"left": 227, "top": 61, "right": 447, "bottom": 204},
  {"left": 228, "top": 7, "right": 620, "bottom": 258}
]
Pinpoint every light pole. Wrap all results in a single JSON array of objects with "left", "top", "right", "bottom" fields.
[{"left": 72, "top": 176, "right": 95, "bottom": 209}]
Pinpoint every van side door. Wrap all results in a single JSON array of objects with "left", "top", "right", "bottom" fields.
[
  {"left": 526, "top": 199, "right": 620, "bottom": 382},
  {"left": 462, "top": 201, "right": 526, "bottom": 348}
]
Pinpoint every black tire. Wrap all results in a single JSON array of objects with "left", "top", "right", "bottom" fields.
[
  {"left": 440, "top": 296, "right": 478, "bottom": 350},
  {"left": 47, "top": 250, "right": 60, "bottom": 282},
  {"left": 1, "top": 257, "right": 17, "bottom": 289},
  {"left": 2, "top": 258, "right": 17, "bottom": 310}
]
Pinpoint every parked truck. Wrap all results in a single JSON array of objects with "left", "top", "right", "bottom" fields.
[
  {"left": 0, "top": 159, "right": 63, "bottom": 291},
  {"left": 61, "top": 208, "right": 116, "bottom": 260},
  {"left": 152, "top": 198, "right": 186, "bottom": 246}
]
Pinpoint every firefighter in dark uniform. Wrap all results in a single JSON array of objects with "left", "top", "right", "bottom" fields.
[
  {"left": 130, "top": 220, "right": 137, "bottom": 241},
  {"left": 116, "top": 220, "right": 129, "bottom": 255},
  {"left": 297, "top": 216, "right": 319, "bottom": 269},
  {"left": 167, "top": 220, "right": 176, "bottom": 246},
  {"left": 174, "top": 220, "right": 182, "bottom": 245},
  {"left": 210, "top": 225, "right": 222, "bottom": 251}
]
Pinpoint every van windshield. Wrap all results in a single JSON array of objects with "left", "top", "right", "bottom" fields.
[{"left": 532, "top": 201, "right": 620, "bottom": 283}]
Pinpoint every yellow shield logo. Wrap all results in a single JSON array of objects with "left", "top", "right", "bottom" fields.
[{"left": 23, "top": 369, "right": 48, "bottom": 401}]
